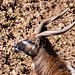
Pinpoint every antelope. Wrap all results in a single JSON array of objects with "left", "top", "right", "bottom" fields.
[{"left": 14, "top": 8, "right": 75, "bottom": 75}]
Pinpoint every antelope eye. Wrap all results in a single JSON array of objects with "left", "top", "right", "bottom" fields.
[{"left": 28, "top": 41, "right": 35, "bottom": 45}]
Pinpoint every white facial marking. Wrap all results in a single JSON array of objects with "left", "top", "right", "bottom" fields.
[
  {"left": 22, "top": 41, "right": 28, "bottom": 44},
  {"left": 20, "top": 51, "right": 25, "bottom": 55},
  {"left": 67, "top": 62, "right": 75, "bottom": 75},
  {"left": 32, "top": 63, "right": 35, "bottom": 70},
  {"left": 15, "top": 46, "right": 20, "bottom": 51},
  {"left": 32, "top": 46, "right": 35, "bottom": 50},
  {"left": 15, "top": 48, "right": 25, "bottom": 55}
]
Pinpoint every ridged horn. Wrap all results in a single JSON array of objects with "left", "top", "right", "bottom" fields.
[
  {"left": 34, "top": 8, "right": 69, "bottom": 34},
  {"left": 35, "top": 21, "right": 75, "bottom": 37}
]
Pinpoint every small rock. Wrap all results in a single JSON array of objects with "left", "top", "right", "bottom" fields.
[
  {"left": 7, "top": 7, "right": 13, "bottom": 14},
  {"left": 63, "top": 42, "right": 67, "bottom": 45},
  {"left": 34, "top": 11, "right": 39, "bottom": 17},
  {"left": 12, "top": 70, "right": 16, "bottom": 75},
  {"left": 69, "top": 3, "right": 75, "bottom": 8}
]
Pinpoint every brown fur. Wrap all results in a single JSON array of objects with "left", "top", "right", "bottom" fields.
[
  {"left": 31, "top": 38, "right": 71, "bottom": 75},
  {"left": 15, "top": 35, "right": 73, "bottom": 75}
]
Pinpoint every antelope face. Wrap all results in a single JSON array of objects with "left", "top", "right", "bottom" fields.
[{"left": 14, "top": 36, "right": 40, "bottom": 56}]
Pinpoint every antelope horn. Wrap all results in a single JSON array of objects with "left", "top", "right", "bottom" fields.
[
  {"left": 34, "top": 8, "right": 69, "bottom": 34},
  {"left": 35, "top": 21, "right": 75, "bottom": 37}
]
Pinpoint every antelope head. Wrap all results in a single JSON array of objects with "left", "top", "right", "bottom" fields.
[{"left": 14, "top": 8, "right": 75, "bottom": 57}]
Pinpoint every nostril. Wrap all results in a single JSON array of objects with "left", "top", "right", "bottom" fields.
[
  {"left": 14, "top": 44, "right": 18, "bottom": 48},
  {"left": 14, "top": 44, "right": 20, "bottom": 52}
]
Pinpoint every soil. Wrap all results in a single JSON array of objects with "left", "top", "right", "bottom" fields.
[{"left": 0, "top": 0, "right": 75, "bottom": 75}]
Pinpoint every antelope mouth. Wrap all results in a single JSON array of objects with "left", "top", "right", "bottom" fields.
[{"left": 14, "top": 44, "right": 26, "bottom": 54}]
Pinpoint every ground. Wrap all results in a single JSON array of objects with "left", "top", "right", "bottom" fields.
[{"left": 0, "top": 0, "right": 75, "bottom": 75}]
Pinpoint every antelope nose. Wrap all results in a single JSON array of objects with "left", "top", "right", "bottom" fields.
[{"left": 14, "top": 44, "right": 18, "bottom": 49}]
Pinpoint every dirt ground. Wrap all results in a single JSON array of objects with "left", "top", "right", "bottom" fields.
[{"left": 0, "top": 0, "right": 75, "bottom": 75}]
